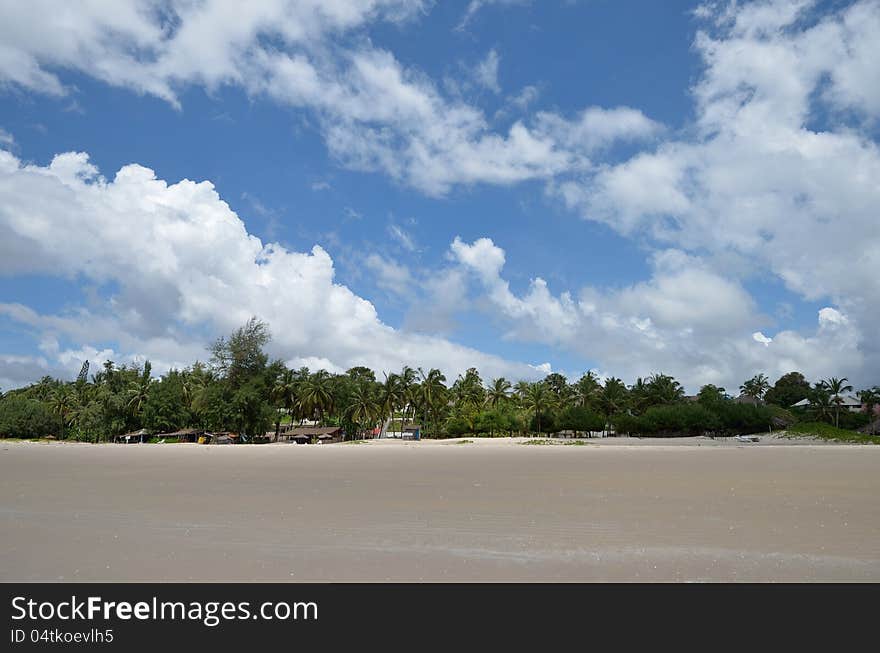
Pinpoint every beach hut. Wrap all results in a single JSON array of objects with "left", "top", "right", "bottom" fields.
[
  {"left": 280, "top": 426, "right": 343, "bottom": 444},
  {"left": 210, "top": 431, "right": 239, "bottom": 445},
  {"left": 115, "top": 429, "right": 148, "bottom": 444},
  {"left": 161, "top": 428, "right": 205, "bottom": 443},
  {"left": 402, "top": 424, "right": 421, "bottom": 440}
]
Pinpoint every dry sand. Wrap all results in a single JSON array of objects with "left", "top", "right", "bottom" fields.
[{"left": 1, "top": 437, "right": 878, "bottom": 582}]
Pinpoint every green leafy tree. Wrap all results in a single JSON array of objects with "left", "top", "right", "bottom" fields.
[
  {"left": 0, "top": 396, "right": 57, "bottom": 438},
  {"left": 599, "top": 377, "right": 629, "bottom": 435},
  {"left": 522, "top": 382, "right": 552, "bottom": 435},
  {"left": 822, "top": 377, "right": 853, "bottom": 428},
  {"left": 573, "top": 371, "right": 600, "bottom": 409},
  {"left": 764, "top": 372, "right": 811, "bottom": 407},
  {"left": 48, "top": 385, "right": 75, "bottom": 439},
  {"left": 739, "top": 373, "right": 770, "bottom": 400},
  {"left": 486, "top": 377, "right": 512, "bottom": 408}
]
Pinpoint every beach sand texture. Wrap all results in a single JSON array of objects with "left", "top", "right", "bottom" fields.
[{"left": 2, "top": 438, "right": 878, "bottom": 581}]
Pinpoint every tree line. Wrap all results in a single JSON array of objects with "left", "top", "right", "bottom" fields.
[{"left": 0, "top": 318, "right": 877, "bottom": 441}]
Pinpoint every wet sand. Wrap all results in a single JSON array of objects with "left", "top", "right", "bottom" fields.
[{"left": 1, "top": 438, "right": 878, "bottom": 581}]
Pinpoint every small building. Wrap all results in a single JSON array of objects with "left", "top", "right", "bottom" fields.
[
  {"left": 279, "top": 426, "right": 343, "bottom": 444},
  {"left": 161, "top": 428, "right": 205, "bottom": 443},
  {"left": 792, "top": 394, "right": 863, "bottom": 413},
  {"left": 402, "top": 424, "right": 421, "bottom": 441},
  {"left": 115, "top": 429, "right": 148, "bottom": 444},
  {"left": 209, "top": 431, "right": 240, "bottom": 445}
]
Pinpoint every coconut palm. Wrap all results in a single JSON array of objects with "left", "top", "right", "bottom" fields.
[
  {"left": 397, "top": 366, "right": 418, "bottom": 427},
  {"left": 271, "top": 368, "right": 299, "bottom": 440},
  {"left": 300, "top": 371, "right": 334, "bottom": 426},
  {"left": 452, "top": 367, "right": 484, "bottom": 410},
  {"left": 417, "top": 368, "right": 447, "bottom": 437},
  {"left": 344, "top": 382, "right": 379, "bottom": 439},
  {"left": 823, "top": 377, "right": 853, "bottom": 428},
  {"left": 599, "top": 377, "right": 629, "bottom": 436},
  {"left": 809, "top": 390, "right": 835, "bottom": 424},
  {"left": 486, "top": 377, "right": 512, "bottom": 408},
  {"left": 646, "top": 373, "right": 685, "bottom": 406},
  {"left": 379, "top": 372, "right": 404, "bottom": 435},
  {"left": 739, "top": 373, "right": 770, "bottom": 400},
  {"left": 857, "top": 387, "right": 879, "bottom": 434},
  {"left": 573, "top": 371, "right": 600, "bottom": 408},
  {"left": 522, "top": 382, "right": 552, "bottom": 435},
  {"left": 126, "top": 361, "right": 152, "bottom": 421},
  {"left": 48, "top": 385, "right": 75, "bottom": 439}
]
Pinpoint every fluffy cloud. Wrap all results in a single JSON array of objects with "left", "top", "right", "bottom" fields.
[
  {"left": 536, "top": 107, "right": 664, "bottom": 155},
  {"left": 553, "top": 0, "right": 880, "bottom": 381},
  {"left": 0, "top": 1, "right": 658, "bottom": 196},
  {"left": 449, "top": 236, "right": 867, "bottom": 391},
  {"left": 0, "top": 150, "right": 545, "bottom": 385},
  {"left": 0, "top": 0, "right": 428, "bottom": 102}
]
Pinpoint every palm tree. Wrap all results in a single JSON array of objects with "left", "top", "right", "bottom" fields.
[
  {"left": 379, "top": 372, "right": 404, "bottom": 436},
  {"left": 857, "top": 387, "right": 879, "bottom": 434},
  {"left": 599, "top": 377, "right": 628, "bottom": 436},
  {"left": 823, "top": 377, "right": 853, "bottom": 428},
  {"left": 646, "top": 373, "right": 685, "bottom": 405},
  {"left": 126, "top": 361, "right": 152, "bottom": 423},
  {"left": 452, "top": 367, "right": 484, "bottom": 413},
  {"left": 573, "top": 371, "right": 600, "bottom": 408},
  {"left": 486, "top": 377, "right": 512, "bottom": 408},
  {"left": 271, "top": 368, "right": 299, "bottom": 440},
  {"left": 809, "top": 390, "right": 835, "bottom": 424},
  {"left": 344, "top": 383, "right": 379, "bottom": 440},
  {"left": 417, "top": 368, "right": 447, "bottom": 437},
  {"left": 522, "top": 382, "right": 551, "bottom": 435},
  {"left": 739, "top": 373, "right": 770, "bottom": 400},
  {"left": 300, "top": 371, "right": 334, "bottom": 426},
  {"left": 398, "top": 366, "right": 418, "bottom": 428},
  {"left": 48, "top": 385, "right": 75, "bottom": 439}
]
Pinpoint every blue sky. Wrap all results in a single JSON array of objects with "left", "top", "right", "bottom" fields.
[{"left": 0, "top": 0, "right": 878, "bottom": 392}]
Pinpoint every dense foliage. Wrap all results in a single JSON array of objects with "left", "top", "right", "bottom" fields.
[{"left": 0, "top": 318, "right": 876, "bottom": 441}]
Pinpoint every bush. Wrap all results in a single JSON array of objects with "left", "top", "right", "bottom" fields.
[
  {"left": 835, "top": 411, "right": 870, "bottom": 430},
  {"left": 444, "top": 415, "right": 471, "bottom": 436},
  {"left": 0, "top": 396, "right": 57, "bottom": 438},
  {"left": 559, "top": 406, "right": 604, "bottom": 434},
  {"left": 613, "top": 401, "right": 774, "bottom": 437}
]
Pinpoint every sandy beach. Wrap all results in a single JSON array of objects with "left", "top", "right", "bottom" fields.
[{"left": 2, "top": 437, "right": 878, "bottom": 582}]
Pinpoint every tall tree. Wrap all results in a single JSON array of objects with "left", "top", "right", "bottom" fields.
[
  {"left": 739, "top": 373, "right": 770, "bottom": 400},
  {"left": 486, "top": 377, "right": 512, "bottom": 408},
  {"left": 764, "top": 372, "right": 811, "bottom": 407},
  {"left": 417, "top": 368, "right": 447, "bottom": 437},
  {"left": 209, "top": 317, "right": 270, "bottom": 389},
  {"left": 48, "top": 385, "right": 75, "bottom": 439},
  {"left": 344, "top": 382, "right": 379, "bottom": 439},
  {"left": 300, "top": 371, "right": 334, "bottom": 426},
  {"left": 522, "top": 382, "right": 552, "bottom": 435},
  {"left": 822, "top": 377, "right": 853, "bottom": 428},
  {"left": 573, "top": 371, "right": 600, "bottom": 408},
  {"left": 599, "top": 377, "right": 629, "bottom": 435},
  {"left": 127, "top": 360, "right": 153, "bottom": 422}
]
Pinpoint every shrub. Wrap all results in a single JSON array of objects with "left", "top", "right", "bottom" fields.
[
  {"left": 614, "top": 401, "right": 773, "bottom": 437},
  {"left": 444, "top": 415, "right": 471, "bottom": 436},
  {"left": 0, "top": 396, "right": 57, "bottom": 439},
  {"left": 558, "top": 406, "right": 604, "bottom": 434}
]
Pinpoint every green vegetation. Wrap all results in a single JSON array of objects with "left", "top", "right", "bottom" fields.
[
  {"left": 0, "top": 318, "right": 876, "bottom": 443},
  {"left": 0, "top": 396, "right": 57, "bottom": 439},
  {"left": 784, "top": 422, "right": 879, "bottom": 444}
]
